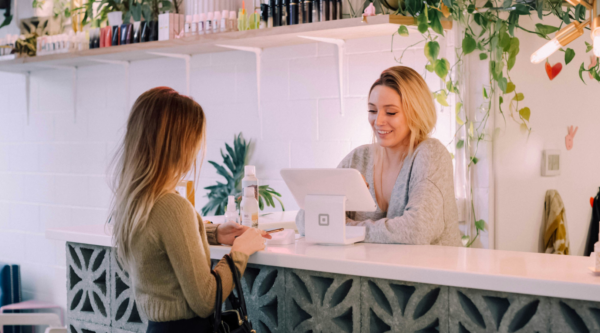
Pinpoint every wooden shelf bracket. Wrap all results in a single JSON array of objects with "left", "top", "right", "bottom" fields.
[
  {"left": 91, "top": 59, "right": 130, "bottom": 110},
  {"left": 147, "top": 52, "right": 191, "bottom": 95},
  {"left": 216, "top": 45, "right": 264, "bottom": 139},
  {"left": 298, "top": 36, "right": 346, "bottom": 116},
  {"left": 35, "top": 65, "right": 78, "bottom": 123}
]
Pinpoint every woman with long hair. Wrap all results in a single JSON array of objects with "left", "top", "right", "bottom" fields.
[
  {"left": 297, "top": 66, "right": 462, "bottom": 246},
  {"left": 109, "top": 87, "right": 270, "bottom": 332}
]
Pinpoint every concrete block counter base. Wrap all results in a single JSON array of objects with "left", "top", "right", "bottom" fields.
[{"left": 65, "top": 242, "right": 600, "bottom": 333}]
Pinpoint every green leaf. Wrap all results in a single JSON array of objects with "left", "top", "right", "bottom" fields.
[
  {"left": 502, "top": 0, "right": 512, "bottom": 8},
  {"left": 514, "top": 4, "right": 530, "bottom": 14},
  {"left": 456, "top": 140, "right": 465, "bottom": 149},
  {"left": 574, "top": 4, "right": 586, "bottom": 21},
  {"left": 462, "top": 34, "right": 476, "bottom": 55},
  {"left": 586, "top": 42, "right": 593, "bottom": 53},
  {"left": 425, "top": 62, "right": 436, "bottom": 72},
  {"left": 500, "top": 96, "right": 504, "bottom": 104},
  {"left": 443, "top": 0, "right": 454, "bottom": 9},
  {"left": 535, "top": 24, "right": 560, "bottom": 38},
  {"left": 507, "top": 55, "right": 516, "bottom": 71},
  {"left": 483, "top": 87, "right": 488, "bottom": 99},
  {"left": 537, "top": 0, "right": 543, "bottom": 19},
  {"left": 455, "top": 102, "right": 464, "bottom": 125},
  {"left": 398, "top": 25, "right": 409, "bottom": 36},
  {"left": 565, "top": 48, "right": 575, "bottom": 65},
  {"left": 467, "top": 4, "right": 475, "bottom": 13},
  {"left": 406, "top": 0, "right": 423, "bottom": 17},
  {"left": 434, "top": 58, "right": 450, "bottom": 81},
  {"left": 436, "top": 91, "right": 450, "bottom": 106},
  {"left": 513, "top": 92, "right": 524, "bottom": 101},
  {"left": 425, "top": 41, "right": 440, "bottom": 62},
  {"left": 418, "top": 23, "right": 429, "bottom": 34},
  {"left": 519, "top": 107, "right": 531, "bottom": 121},
  {"left": 475, "top": 219, "right": 485, "bottom": 231},
  {"left": 498, "top": 77, "right": 508, "bottom": 93},
  {"left": 446, "top": 81, "right": 455, "bottom": 93},
  {"left": 500, "top": 32, "right": 511, "bottom": 51},
  {"left": 579, "top": 62, "right": 587, "bottom": 84},
  {"left": 471, "top": 156, "right": 479, "bottom": 164},
  {"left": 506, "top": 82, "right": 515, "bottom": 93},
  {"left": 484, "top": 0, "right": 493, "bottom": 8},
  {"left": 0, "top": 15, "right": 12, "bottom": 29},
  {"left": 479, "top": 53, "right": 488, "bottom": 60},
  {"left": 429, "top": 10, "right": 444, "bottom": 36}
]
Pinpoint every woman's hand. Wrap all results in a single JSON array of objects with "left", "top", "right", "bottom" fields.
[
  {"left": 231, "top": 228, "right": 271, "bottom": 256},
  {"left": 217, "top": 222, "right": 272, "bottom": 245}
]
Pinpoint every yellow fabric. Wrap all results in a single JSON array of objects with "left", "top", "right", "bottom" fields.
[{"left": 543, "top": 190, "right": 570, "bottom": 255}]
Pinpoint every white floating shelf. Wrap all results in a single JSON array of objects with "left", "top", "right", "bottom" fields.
[{"left": 0, "top": 15, "right": 451, "bottom": 73}]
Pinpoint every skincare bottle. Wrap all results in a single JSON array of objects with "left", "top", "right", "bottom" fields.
[
  {"left": 241, "top": 187, "right": 259, "bottom": 228},
  {"left": 268, "top": 0, "right": 274, "bottom": 27},
  {"left": 275, "top": 0, "right": 282, "bottom": 26},
  {"left": 282, "top": 0, "right": 289, "bottom": 25},
  {"left": 199, "top": 13, "right": 206, "bottom": 34},
  {"left": 213, "top": 11, "right": 221, "bottom": 33},
  {"left": 312, "top": 0, "right": 318, "bottom": 22},
  {"left": 242, "top": 165, "right": 259, "bottom": 200},
  {"left": 336, "top": 0, "right": 342, "bottom": 19},
  {"left": 229, "top": 11, "right": 238, "bottom": 31},
  {"left": 192, "top": 14, "right": 199, "bottom": 34},
  {"left": 185, "top": 15, "right": 193, "bottom": 35},
  {"left": 206, "top": 12, "right": 213, "bottom": 33},
  {"left": 260, "top": 3, "right": 268, "bottom": 28},
  {"left": 323, "top": 0, "right": 329, "bottom": 20},
  {"left": 290, "top": 0, "right": 298, "bottom": 24},
  {"left": 304, "top": 0, "right": 312, "bottom": 23},
  {"left": 331, "top": 0, "right": 337, "bottom": 20},
  {"left": 221, "top": 10, "right": 228, "bottom": 31},
  {"left": 224, "top": 195, "right": 240, "bottom": 224}
]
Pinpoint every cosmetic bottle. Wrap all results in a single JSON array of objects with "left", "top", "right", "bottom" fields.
[
  {"left": 199, "top": 13, "right": 206, "bottom": 34},
  {"left": 331, "top": 0, "right": 336, "bottom": 20},
  {"left": 229, "top": 11, "right": 237, "bottom": 31},
  {"left": 260, "top": 3, "right": 268, "bottom": 28},
  {"left": 241, "top": 187, "right": 259, "bottom": 228},
  {"left": 251, "top": 10, "right": 260, "bottom": 29},
  {"left": 206, "top": 12, "right": 213, "bottom": 33},
  {"left": 221, "top": 10, "right": 228, "bottom": 32},
  {"left": 304, "top": 0, "right": 312, "bottom": 23},
  {"left": 281, "top": 0, "right": 288, "bottom": 25},
  {"left": 275, "top": 0, "right": 282, "bottom": 26},
  {"left": 238, "top": 8, "right": 247, "bottom": 31},
  {"left": 93, "top": 29, "right": 101, "bottom": 48},
  {"left": 120, "top": 23, "right": 129, "bottom": 45},
  {"left": 192, "top": 14, "right": 199, "bottom": 34},
  {"left": 290, "top": 0, "right": 298, "bottom": 24},
  {"left": 595, "top": 223, "right": 600, "bottom": 270},
  {"left": 312, "top": 0, "right": 318, "bottom": 22},
  {"left": 213, "top": 11, "right": 221, "bottom": 33},
  {"left": 185, "top": 15, "right": 192, "bottom": 35},
  {"left": 268, "top": 0, "right": 275, "bottom": 27},
  {"left": 242, "top": 165, "right": 259, "bottom": 200},
  {"left": 336, "top": 0, "right": 342, "bottom": 19},
  {"left": 224, "top": 196, "right": 240, "bottom": 224},
  {"left": 323, "top": 0, "right": 329, "bottom": 20}
]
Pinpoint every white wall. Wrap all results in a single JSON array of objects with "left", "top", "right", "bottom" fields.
[
  {"left": 0, "top": 31, "right": 453, "bottom": 310},
  {"left": 494, "top": 15, "right": 600, "bottom": 255}
]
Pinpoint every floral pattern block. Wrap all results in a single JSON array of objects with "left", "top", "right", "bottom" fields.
[
  {"left": 67, "top": 243, "right": 111, "bottom": 326},
  {"left": 449, "top": 287, "right": 551, "bottom": 333},
  {"left": 548, "top": 297, "right": 600, "bottom": 333},
  {"left": 110, "top": 251, "right": 148, "bottom": 332},
  {"left": 67, "top": 319, "right": 110, "bottom": 333},
  {"left": 360, "top": 277, "right": 449, "bottom": 333},
  {"left": 285, "top": 269, "right": 361, "bottom": 333}
]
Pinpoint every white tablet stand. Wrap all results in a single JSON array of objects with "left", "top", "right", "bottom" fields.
[{"left": 281, "top": 169, "right": 377, "bottom": 245}]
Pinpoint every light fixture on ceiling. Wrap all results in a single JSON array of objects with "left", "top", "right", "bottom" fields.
[{"left": 530, "top": 0, "right": 599, "bottom": 63}]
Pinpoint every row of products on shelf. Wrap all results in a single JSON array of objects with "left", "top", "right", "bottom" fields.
[{"left": 0, "top": 35, "right": 18, "bottom": 56}]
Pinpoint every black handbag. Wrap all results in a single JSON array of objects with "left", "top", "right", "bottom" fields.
[{"left": 211, "top": 255, "right": 254, "bottom": 333}]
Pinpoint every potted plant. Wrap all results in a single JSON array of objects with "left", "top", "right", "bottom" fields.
[
  {"left": 140, "top": 0, "right": 171, "bottom": 41},
  {"left": 202, "top": 133, "right": 285, "bottom": 216},
  {"left": 0, "top": 0, "right": 12, "bottom": 28}
]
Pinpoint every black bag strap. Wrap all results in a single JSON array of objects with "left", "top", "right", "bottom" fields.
[
  {"left": 211, "top": 270, "right": 223, "bottom": 333},
  {"left": 224, "top": 254, "right": 249, "bottom": 319}
]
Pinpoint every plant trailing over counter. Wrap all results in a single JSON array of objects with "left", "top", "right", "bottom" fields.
[
  {"left": 388, "top": 0, "right": 600, "bottom": 246},
  {"left": 202, "top": 133, "right": 285, "bottom": 216}
]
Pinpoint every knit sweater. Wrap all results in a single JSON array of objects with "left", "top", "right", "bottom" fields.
[
  {"left": 128, "top": 193, "right": 249, "bottom": 321},
  {"left": 296, "top": 139, "right": 462, "bottom": 246}
]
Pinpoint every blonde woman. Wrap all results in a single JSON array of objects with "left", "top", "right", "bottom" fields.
[
  {"left": 297, "top": 66, "right": 462, "bottom": 246},
  {"left": 110, "top": 87, "right": 270, "bottom": 333}
]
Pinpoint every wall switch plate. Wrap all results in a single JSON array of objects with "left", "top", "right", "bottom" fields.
[{"left": 542, "top": 149, "right": 560, "bottom": 176}]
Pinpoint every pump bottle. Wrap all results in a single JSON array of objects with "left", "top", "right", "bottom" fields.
[
  {"left": 241, "top": 187, "right": 259, "bottom": 228},
  {"left": 224, "top": 195, "right": 240, "bottom": 224},
  {"left": 242, "top": 165, "right": 259, "bottom": 200}
]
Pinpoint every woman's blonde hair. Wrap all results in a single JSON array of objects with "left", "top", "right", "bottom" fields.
[
  {"left": 369, "top": 66, "right": 437, "bottom": 154},
  {"left": 109, "top": 87, "right": 206, "bottom": 270}
]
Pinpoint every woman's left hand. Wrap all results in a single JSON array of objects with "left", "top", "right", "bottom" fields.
[{"left": 217, "top": 222, "right": 272, "bottom": 245}]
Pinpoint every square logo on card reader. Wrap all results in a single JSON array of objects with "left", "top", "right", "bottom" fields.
[{"left": 318, "top": 214, "right": 329, "bottom": 226}]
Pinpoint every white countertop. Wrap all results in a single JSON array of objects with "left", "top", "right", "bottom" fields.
[{"left": 46, "top": 224, "right": 600, "bottom": 303}]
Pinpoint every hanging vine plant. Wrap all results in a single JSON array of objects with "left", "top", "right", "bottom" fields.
[{"left": 387, "top": 0, "right": 599, "bottom": 246}]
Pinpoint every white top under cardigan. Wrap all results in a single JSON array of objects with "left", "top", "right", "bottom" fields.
[{"left": 295, "top": 139, "right": 463, "bottom": 246}]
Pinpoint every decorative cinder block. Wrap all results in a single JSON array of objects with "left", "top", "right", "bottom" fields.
[
  {"left": 111, "top": 328, "right": 139, "bottom": 333},
  {"left": 449, "top": 287, "right": 551, "bottom": 333},
  {"left": 110, "top": 251, "right": 148, "bottom": 332},
  {"left": 68, "top": 318, "right": 110, "bottom": 333},
  {"left": 285, "top": 268, "right": 361, "bottom": 333},
  {"left": 360, "top": 277, "right": 448, "bottom": 333},
  {"left": 67, "top": 243, "right": 111, "bottom": 326},
  {"left": 548, "top": 297, "right": 600, "bottom": 333}
]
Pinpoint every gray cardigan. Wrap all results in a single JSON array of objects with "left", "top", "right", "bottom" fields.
[{"left": 296, "top": 139, "right": 462, "bottom": 246}]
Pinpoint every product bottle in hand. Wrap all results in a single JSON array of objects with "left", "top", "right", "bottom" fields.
[
  {"left": 241, "top": 187, "right": 259, "bottom": 228},
  {"left": 224, "top": 195, "right": 240, "bottom": 224},
  {"left": 242, "top": 165, "right": 259, "bottom": 200}
]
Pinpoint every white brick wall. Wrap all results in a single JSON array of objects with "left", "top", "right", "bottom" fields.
[{"left": 0, "top": 33, "right": 452, "bottom": 310}]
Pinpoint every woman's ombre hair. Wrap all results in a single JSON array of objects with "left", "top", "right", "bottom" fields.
[
  {"left": 369, "top": 66, "right": 437, "bottom": 154},
  {"left": 109, "top": 87, "right": 206, "bottom": 270}
]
